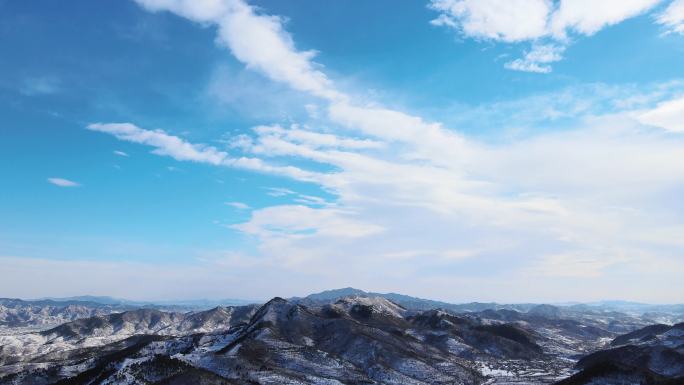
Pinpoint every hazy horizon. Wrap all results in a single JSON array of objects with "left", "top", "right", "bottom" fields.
[
  {"left": 9, "top": 287, "right": 684, "bottom": 307},
  {"left": 2, "top": 0, "right": 684, "bottom": 304}
]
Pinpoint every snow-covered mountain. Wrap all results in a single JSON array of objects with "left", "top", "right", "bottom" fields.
[
  {"left": 0, "top": 296, "right": 562, "bottom": 384},
  {"left": 0, "top": 298, "right": 136, "bottom": 329},
  {"left": 557, "top": 323, "right": 684, "bottom": 384},
  {"left": 295, "top": 288, "right": 684, "bottom": 323},
  {"left": 1, "top": 291, "right": 683, "bottom": 384},
  {"left": 0, "top": 297, "right": 262, "bottom": 330},
  {"left": 5, "top": 288, "right": 681, "bottom": 331}
]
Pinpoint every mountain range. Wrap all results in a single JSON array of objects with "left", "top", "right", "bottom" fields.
[{"left": 1, "top": 289, "right": 683, "bottom": 384}]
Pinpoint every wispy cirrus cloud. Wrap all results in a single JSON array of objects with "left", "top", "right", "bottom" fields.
[
  {"left": 47, "top": 177, "right": 80, "bottom": 187},
  {"left": 265, "top": 187, "right": 296, "bottom": 197},
  {"left": 88, "top": 123, "right": 228, "bottom": 165},
  {"left": 84, "top": 0, "right": 684, "bottom": 301},
  {"left": 135, "top": 0, "right": 343, "bottom": 101},
  {"left": 225, "top": 201, "right": 250, "bottom": 210},
  {"left": 503, "top": 44, "right": 565, "bottom": 74},
  {"left": 524, "top": 251, "right": 632, "bottom": 279},
  {"left": 87, "top": 122, "right": 323, "bottom": 182},
  {"left": 657, "top": 0, "right": 684, "bottom": 34}
]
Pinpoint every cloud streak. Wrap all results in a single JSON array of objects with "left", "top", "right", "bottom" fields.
[
  {"left": 82, "top": 0, "right": 684, "bottom": 301},
  {"left": 47, "top": 177, "right": 80, "bottom": 187},
  {"left": 657, "top": 0, "right": 684, "bottom": 34},
  {"left": 87, "top": 122, "right": 324, "bottom": 182},
  {"left": 113, "top": 150, "right": 129, "bottom": 157},
  {"left": 135, "top": 0, "right": 343, "bottom": 101},
  {"left": 225, "top": 201, "right": 250, "bottom": 210}
]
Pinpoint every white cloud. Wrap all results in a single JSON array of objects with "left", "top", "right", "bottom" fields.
[
  {"left": 504, "top": 44, "right": 565, "bottom": 73},
  {"left": 428, "top": 0, "right": 663, "bottom": 72},
  {"left": 429, "top": 14, "right": 458, "bottom": 29},
  {"left": 657, "top": 0, "right": 684, "bottom": 34},
  {"left": 47, "top": 177, "right": 80, "bottom": 187},
  {"left": 636, "top": 95, "right": 684, "bottom": 132},
  {"left": 134, "top": 0, "right": 233, "bottom": 22},
  {"left": 113, "top": 150, "right": 129, "bottom": 157},
  {"left": 225, "top": 201, "right": 250, "bottom": 210},
  {"left": 430, "top": 0, "right": 662, "bottom": 40},
  {"left": 134, "top": 0, "right": 343, "bottom": 101},
  {"left": 327, "top": 102, "right": 472, "bottom": 169},
  {"left": 227, "top": 102, "right": 684, "bottom": 283},
  {"left": 524, "top": 251, "right": 631, "bottom": 278},
  {"left": 88, "top": 123, "right": 228, "bottom": 165},
  {"left": 233, "top": 205, "right": 384, "bottom": 239},
  {"left": 293, "top": 194, "right": 329, "bottom": 206},
  {"left": 87, "top": 122, "right": 323, "bottom": 182},
  {"left": 252, "top": 125, "right": 384, "bottom": 150},
  {"left": 428, "top": 0, "right": 552, "bottom": 42},
  {"left": 132, "top": 0, "right": 469, "bottom": 166},
  {"left": 549, "top": 0, "right": 662, "bottom": 37},
  {"left": 93, "top": 0, "right": 684, "bottom": 301},
  {"left": 262, "top": 187, "right": 328, "bottom": 207},
  {"left": 265, "top": 187, "right": 296, "bottom": 197}
]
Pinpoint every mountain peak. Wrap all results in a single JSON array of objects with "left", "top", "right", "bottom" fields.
[
  {"left": 332, "top": 295, "right": 407, "bottom": 320},
  {"left": 303, "top": 287, "right": 368, "bottom": 301}
]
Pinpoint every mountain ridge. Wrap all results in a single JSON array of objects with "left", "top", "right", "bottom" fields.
[{"left": 2, "top": 293, "right": 684, "bottom": 384}]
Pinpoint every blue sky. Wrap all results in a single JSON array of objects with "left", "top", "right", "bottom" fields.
[{"left": 1, "top": 0, "right": 684, "bottom": 303}]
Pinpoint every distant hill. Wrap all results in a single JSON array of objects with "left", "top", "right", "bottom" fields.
[
  {"left": 295, "top": 288, "right": 684, "bottom": 317},
  {"left": 0, "top": 296, "right": 260, "bottom": 329},
  {"left": 296, "top": 287, "right": 469, "bottom": 312},
  {"left": 4, "top": 288, "right": 683, "bottom": 331},
  {"left": 294, "top": 287, "right": 539, "bottom": 313},
  {"left": 38, "top": 295, "right": 134, "bottom": 305},
  {"left": 37, "top": 296, "right": 259, "bottom": 309}
]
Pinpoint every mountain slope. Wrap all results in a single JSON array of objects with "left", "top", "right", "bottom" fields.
[
  {"left": 0, "top": 296, "right": 571, "bottom": 384},
  {"left": 555, "top": 323, "right": 684, "bottom": 384},
  {"left": 3, "top": 292, "right": 683, "bottom": 385}
]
